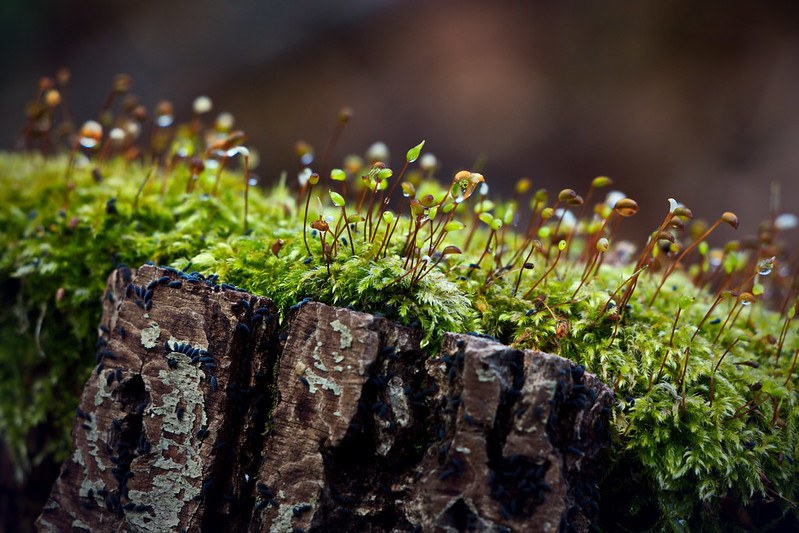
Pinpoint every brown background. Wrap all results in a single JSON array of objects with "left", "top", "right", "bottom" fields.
[{"left": 2, "top": 0, "right": 799, "bottom": 242}]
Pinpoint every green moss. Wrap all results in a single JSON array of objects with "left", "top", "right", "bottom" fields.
[{"left": 1, "top": 139, "right": 797, "bottom": 530}]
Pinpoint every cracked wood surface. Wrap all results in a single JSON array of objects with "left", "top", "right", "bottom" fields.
[{"left": 37, "top": 266, "right": 612, "bottom": 532}]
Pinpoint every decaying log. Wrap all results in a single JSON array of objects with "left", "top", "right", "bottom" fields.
[{"left": 37, "top": 265, "right": 613, "bottom": 532}]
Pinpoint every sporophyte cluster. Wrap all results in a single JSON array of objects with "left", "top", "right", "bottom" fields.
[{"left": 2, "top": 71, "right": 798, "bottom": 531}]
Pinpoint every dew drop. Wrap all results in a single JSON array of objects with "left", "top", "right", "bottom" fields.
[
  {"left": 554, "top": 208, "right": 576, "bottom": 229},
  {"left": 156, "top": 114, "right": 174, "bottom": 128},
  {"left": 757, "top": 257, "right": 775, "bottom": 276},
  {"left": 298, "top": 168, "right": 312, "bottom": 186},
  {"left": 175, "top": 142, "right": 191, "bottom": 158},
  {"left": 79, "top": 137, "right": 99, "bottom": 149},
  {"left": 775, "top": 213, "right": 798, "bottom": 231},
  {"left": 227, "top": 146, "right": 250, "bottom": 159},
  {"left": 605, "top": 190, "right": 626, "bottom": 209},
  {"left": 739, "top": 293, "right": 755, "bottom": 306},
  {"left": 125, "top": 121, "right": 141, "bottom": 138},
  {"left": 78, "top": 120, "right": 102, "bottom": 149}
]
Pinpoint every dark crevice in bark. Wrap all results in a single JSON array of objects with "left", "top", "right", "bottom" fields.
[
  {"left": 236, "top": 309, "right": 282, "bottom": 530},
  {"left": 443, "top": 498, "right": 481, "bottom": 531},
  {"left": 312, "top": 334, "right": 433, "bottom": 532},
  {"left": 198, "top": 301, "right": 242, "bottom": 530},
  {"left": 108, "top": 374, "right": 149, "bottom": 517},
  {"left": 486, "top": 349, "right": 551, "bottom": 519},
  {"left": 201, "top": 296, "right": 275, "bottom": 531},
  {"left": 433, "top": 337, "right": 466, "bottom": 490},
  {"left": 552, "top": 364, "right": 606, "bottom": 532},
  {"left": 545, "top": 365, "right": 578, "bottom": 449}
]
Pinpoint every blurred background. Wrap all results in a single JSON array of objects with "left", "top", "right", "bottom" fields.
[
  {"left": 3, "top": 0, "right": 799, "bottom": 242},
  {"left": 2, "top": 0, "right": 799, "bottom": 529}
]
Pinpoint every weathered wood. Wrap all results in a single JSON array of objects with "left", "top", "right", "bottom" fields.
[
  {"left": 247, "top": 309, "right": 613, "bottom": 532},
  {"left": 37, "top": 266, "right": 613, "bottom": 532},
  {"left": 407, "top": 334, "right": 613, "bottom": 532},
  {"left": 248, "top": 301, "right": 424, "bottom": 532},
  {"left": 36, "top": 265, "right": 278, "bottom": 532}
]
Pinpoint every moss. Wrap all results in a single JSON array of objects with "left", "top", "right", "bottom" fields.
[{"left": 1, "top": 113, "right": 798, "bottom": 530}]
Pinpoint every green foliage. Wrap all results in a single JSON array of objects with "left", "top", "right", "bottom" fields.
[{"left": 1, "top": 132, "right": 798, "bottom": 531}]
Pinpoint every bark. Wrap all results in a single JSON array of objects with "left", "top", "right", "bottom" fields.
[
  {"left": 36, "top": 265, "right": 279, "bottom": 532},
  {"left": 37, "top": 265, "right": 613, "bottom": 532}
]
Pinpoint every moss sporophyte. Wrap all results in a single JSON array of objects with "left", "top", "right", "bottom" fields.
[{"left": 3, "top": 72, "right": 798, "bottom": 530}]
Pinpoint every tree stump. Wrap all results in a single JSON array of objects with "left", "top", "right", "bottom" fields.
[{"left": 37, "top": 265, "right": 613, "bottom": 532}]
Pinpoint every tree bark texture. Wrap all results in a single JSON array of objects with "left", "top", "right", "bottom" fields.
[{"left": 37, "top": 265, "right": 613, "bottom": 532}]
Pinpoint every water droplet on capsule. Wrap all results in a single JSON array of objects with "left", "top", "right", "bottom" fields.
[
  {"left": 740, "top": 293, "right": 755, "bottom": 306},
  {"left": 757, "top": 257, "right": 775, "bottom": 276},
  {"left": 78, "top": 120, "right": 103, "bottom": 149},
  {"left": 155, "top": 100, "right": 174, "bottom": 127},
  {"left": 298, "top": 168, "right": 312, "bottom": 186}
]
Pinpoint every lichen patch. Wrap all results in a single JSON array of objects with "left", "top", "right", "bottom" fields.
[
  {"left": 303, "top": 368, "right": 342, "bottom": 396},
  {"left": 127, "top": 365, "right": 206, "bottom": 531},
  {"left": 330, "top": 319, "right": 352, "bottom": 349},
  {"left": 140, "top": 322, "right": 161, "bottom": 349}
]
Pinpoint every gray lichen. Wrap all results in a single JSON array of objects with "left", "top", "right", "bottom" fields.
[
  {"left": 126, "top": 361, "right": 207, "bottom": 531},
  {"left": 303, "top": 368, "right": 342, "bottom": 397},
  {"left": 330, "top": 319, "right": 353, "bottom": 350},
  {"left": 140, "top": 322, "right": 161, "bottom": 349}
]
